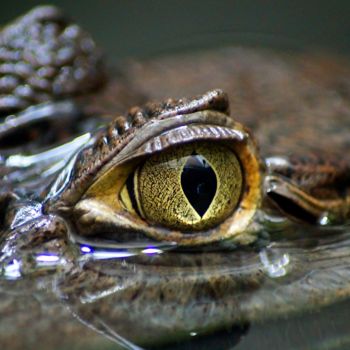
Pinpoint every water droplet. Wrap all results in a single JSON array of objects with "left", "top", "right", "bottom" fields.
[
  {"left": 1, "top": 258, "right": 21, "bottom": 280},
  {"left": 319, "top": 213, "right": 331, "bottom": 226},
  {"left": 260, "top": 249, "right": 290, "bottom": 278}
]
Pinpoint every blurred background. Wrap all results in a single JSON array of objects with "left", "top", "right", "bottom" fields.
[{"left": 1, "top": 0, "right": 350, "bottom": 61}]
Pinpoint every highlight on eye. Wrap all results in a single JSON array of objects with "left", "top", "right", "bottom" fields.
[{"left": 120, "top": 141, "right": 243, "bottom": 231}]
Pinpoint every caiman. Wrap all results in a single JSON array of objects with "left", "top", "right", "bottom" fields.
[{"left": 1, "top": 6, "right": 350, "bottom": 350}]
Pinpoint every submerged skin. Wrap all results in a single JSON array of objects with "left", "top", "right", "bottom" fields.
[{"left": 1, "top": 6, "right": 350, "bottom": 350}]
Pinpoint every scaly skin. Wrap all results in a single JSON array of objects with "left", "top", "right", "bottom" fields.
[{"left": 0, "top": 6, "right": 350, "bottom": 350}]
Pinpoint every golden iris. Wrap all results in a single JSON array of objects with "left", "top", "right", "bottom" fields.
[{"left": 120, "top": 142, "right": 242, "bottom": 231}]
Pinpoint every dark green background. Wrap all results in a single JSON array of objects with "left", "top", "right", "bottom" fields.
[{"left": 1, "top": 1, "right": 350, "bottom": 61}]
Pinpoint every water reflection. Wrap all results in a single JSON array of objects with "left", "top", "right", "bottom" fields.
[
  {"left": 2, "top": 186, "right": 350, "bottom": 349},
  {"left": 48, "top": 224, "right": 350, "bottom": 349}
]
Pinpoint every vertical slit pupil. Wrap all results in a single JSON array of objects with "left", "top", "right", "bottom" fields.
[{"left": 181, "top": 153, "right": 217, "bottom": 217}]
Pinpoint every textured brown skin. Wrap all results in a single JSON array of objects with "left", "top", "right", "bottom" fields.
[
  {"left": 1, "top": 6, "right": 350, "bottom": 350},
  {"left": 0, "top": 6, "right": 106, "bottom": 115}
]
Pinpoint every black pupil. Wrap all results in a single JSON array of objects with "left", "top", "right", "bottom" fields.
[{"left": 181, "top": 153, "right": 217, "bottom": 217}]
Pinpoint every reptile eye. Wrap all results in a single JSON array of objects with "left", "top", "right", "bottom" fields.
[
  {"left": 75, "top": 117, "right": 262, "bottom": 246},
  {"left": 119, "top": 142, "right": 243, "bottom": 231}
]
